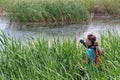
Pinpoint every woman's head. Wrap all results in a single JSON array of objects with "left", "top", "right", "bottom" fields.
[{"left": 86, "top": 34, "right": 96, "bottom": 46}]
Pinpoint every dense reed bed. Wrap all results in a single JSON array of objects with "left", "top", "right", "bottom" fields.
[
  {"left": 0, "top": 0, "right": 120, "bottom": 24},
  {"left": 79, "top": 0, "right": 120, "bottom": 16},
  {"left": 0, "top": 0, "right": 90, "bottom": 24},
  {"left": 0, "top": 31, "right": 120, "bottom": 80}
]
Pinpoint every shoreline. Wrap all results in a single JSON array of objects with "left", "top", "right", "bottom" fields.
[
  {"left": 0, "top": 12, "right": 119, "bottom": 25},
  {"left": 0, "top": 12, "right": 8, "bottom": 16}
]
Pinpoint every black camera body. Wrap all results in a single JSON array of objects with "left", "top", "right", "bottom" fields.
[
  {"left": 79, "top": 39, "right": 87, "bottom": 47},
  {"left": 80, "top": 39, "right": 84, "bottom": 44}
]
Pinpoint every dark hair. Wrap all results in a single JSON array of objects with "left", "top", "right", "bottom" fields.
[
  {"left": 87, "top": 34, "right": 96, "bottom": 43},
  {"left": 87, "top": 34, "right": 98, "bottom": 47}
]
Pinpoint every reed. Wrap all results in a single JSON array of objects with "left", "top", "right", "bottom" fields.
[
  {"left": 0, "top": 0, "right": 90, "bottom": 24},
  {"left": 1, "top": 0, "right": 120, "bottom": 24},
  {"left": 79, "top": 0, "right": 120, "bottom": 16},
  {"left": 0, "top": 31, "right": 120, "bottom": 80}
]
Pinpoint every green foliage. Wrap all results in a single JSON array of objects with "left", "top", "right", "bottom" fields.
[
  {"left": 0, "top": 31, "right": 120, "bottom": 80},
  {"left": 1, "top": 0, "right": 120, "bottom": 24},
  {"left": 79, "top": 0, "right": 120, "bottom": 16},
  {"left": 102, "top": 0, "right": 120, "bottom": 16},
  {"left": 0, "top": 0, "right": 89, "bottom": 24}
]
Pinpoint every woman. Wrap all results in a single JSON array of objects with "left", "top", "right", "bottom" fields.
[{"left": 80, "top": 34, "right": 100, "bottom": 71}]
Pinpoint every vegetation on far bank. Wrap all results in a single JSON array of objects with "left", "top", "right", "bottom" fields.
[
  {"left": 0, "top": 31, "right": 120, "bottom": 80},
  {"left": 0, "top": 0, "right": 90, "bottom": 24},
  {"left": 0, "top": 0, "right": 120, "bottom": 24},
  {"left": 79, "top": 0, "right": 120, "bottom": 16}
]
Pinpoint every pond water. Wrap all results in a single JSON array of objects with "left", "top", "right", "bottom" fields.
[{"left": 0, "top": 15, "right": 120, "bottom": 42}]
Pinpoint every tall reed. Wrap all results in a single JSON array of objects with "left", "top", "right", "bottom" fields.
[
  {"left": 79, "top": 0, "right": 120, "bottom": 16},
  {"left": 0, "top": 0, "right": 90, "bottom": 24},
  {"left": 0, "top": 31, "right": 120, "bottom": 80},
  {"left": 1, "top": 0, "right": 120, "bottom": 24}
]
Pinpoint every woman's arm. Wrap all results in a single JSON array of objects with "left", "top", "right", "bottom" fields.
[{"left": 85, "top": 56, "right": 89, "bottom": 63}]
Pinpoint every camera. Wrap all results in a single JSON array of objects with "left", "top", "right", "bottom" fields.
[
  {"left": 79, "top": 39, "right": 87, "bottom": 47},
  {"left": 80, "top": 39, "right": 84, "bottom": 44}
]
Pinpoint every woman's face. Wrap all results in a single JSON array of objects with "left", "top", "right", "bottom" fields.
[{"left": 86, "top": 38, "right": 92, "bottom": 46}]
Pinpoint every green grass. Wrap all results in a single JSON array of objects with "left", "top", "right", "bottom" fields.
[
  {"left": 102, "top": 0, "right": 120, "bottom": 16},
  {"left": 79, "top": 0, "right": 120, "bottom": 16},
  {"left": 0, "top": 0, "right": 120, "bottom": 24},
  {"left": 0, "top": 31, "right": 120, "bottom": 80},
  {"left": 0, "top": 0, "right": 90, "bottom": 24}
]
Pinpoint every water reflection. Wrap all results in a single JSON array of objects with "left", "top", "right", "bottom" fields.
[{"left": 0, "top": 16, "right": 120, "bottom": 42}]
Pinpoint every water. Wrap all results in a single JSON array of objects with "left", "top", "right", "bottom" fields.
[{"left": 0, "top": 15, "right": 120, "bottom": 42}]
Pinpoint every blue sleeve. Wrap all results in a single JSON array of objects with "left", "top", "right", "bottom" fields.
[
  {"left": 87, "top": 49, "right": 94, "bottom": 56},
  {"left": 86, "top": 49, "right": 91, "bottom": 57},
  {"left": 86, "top": 48, "right": 96, "bottom": 62}
]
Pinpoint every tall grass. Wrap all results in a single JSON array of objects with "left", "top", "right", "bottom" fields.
[
  {"left": 0, "top": 0, "right": 90, "bottom": 24},
  {"left": 102, "top": 0, "right": 120, "bottom": 16},
  {"left": 0, "top": 0, "right": 120, "bottom": 24},
  {"left": 79, "top": 0, "right": 120, "bottom": 16},
  {"left": 0, "top": 31, "right": 120, "bottom": 80}
]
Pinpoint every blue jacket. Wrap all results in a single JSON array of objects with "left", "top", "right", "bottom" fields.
[
  {"left": 86, "top": 48, "right": 97, "bottom": 71},
  {"left": 87, "top": 48, "right": 96, "bottom": 63}
]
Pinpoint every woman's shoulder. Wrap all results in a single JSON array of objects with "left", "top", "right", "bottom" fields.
[
  {"left": 87, "top": 48, "right": 95, "bottom": 54},
  {"left": 87, "top": 48, "right": 95, "bottom": 57},
  {"left": 88, "top": 48, "right": 95, "bottom": 51}
]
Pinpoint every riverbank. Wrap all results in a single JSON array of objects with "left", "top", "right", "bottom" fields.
[
  {"left": 0, "top": 0, "right": 90, "bottom": 24},
  {"left": 0, "top": 0, "right": 120, "bottom": 25},
  {"left": 0, "top": 12, "right": 8, "bottom": 16}
]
